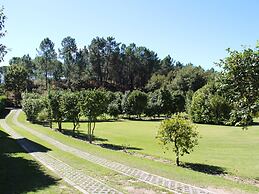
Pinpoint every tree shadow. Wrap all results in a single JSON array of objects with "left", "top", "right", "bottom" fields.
[
  {"left": 0, "top": 108, "right": 11, "bottom": 119},
  {"left": 182, "top": 162, "right": 227, "bottom": 175},
  {"left": 0, "top": 132, "right": 58, "bottom": 194},
  {"left": 59, "top": 128, "right": 108, "bottom": 142},
  {"left": 98, "top": 143, "right": 143, "bottom": 151}
]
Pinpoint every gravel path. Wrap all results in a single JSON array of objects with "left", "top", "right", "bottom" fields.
[
  {"left": 0, "top": 112, "right": 122, "bottom": 194},
  {"left": 13, "top": 109, "right": 216, "bottom": 194}
]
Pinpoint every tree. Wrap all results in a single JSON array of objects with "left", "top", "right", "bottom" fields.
[
  {"left": 21, "top": 93, "right": 45, "bottom": 122},
  {"left": 49, "top": 90, "right": 63, "bottom": 130},
  {"left": 127, "top": 90, "right": 147, "bottom": 118},
  {"left": 5, "top": 64, "right": 28, "bottom": 105},
  {"left": 171, "top": 64, "right": 207, "bottom": 94},
  {"left": 61, "top": 92, "right": 81, "bottom": 135},
  {"left": 37, "top": 38, "right": 57, "bottom": 89},
  {"left": 81, "top": 89, "right": 109, "bottom": 143},
  {"left": 59, "top": 36, "right": 77, "bottom": 88},
  {"left": 157, "top": 113, "right": 199, "bottom": 166},
  {"left": 0, "top": 7, "right": 7, "bottom": 63},
  {"left": 189, "top": 83, "right": 231, "bottom": 124},
  {"left": 218, "top": 45, "right": 259, "bottom": 126}
]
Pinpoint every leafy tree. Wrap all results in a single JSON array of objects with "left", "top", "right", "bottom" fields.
[
  {"left": 145, "top": 90, "right": 161, "bottom": 118},
  {"left": 49, "top": 90, "right": 63, "bottom": 130},
  {"left": 37, "top": 38, "right": 57, "bottom": 89},
  {"left": 157, "top": 113, "right": 199, "bottom": 166},
  {"left": 0, "top": 7, "right": 7, "bottom": 63},
  {"left": 21, "top": 93, "right": 45, "bottom": 122},
  {"left": 171, "top": 64, "right": 207, "bottom": 94},
  {"left": 127, "top": 90, "right": 147, "bottom": 118},
  {"left": 145, "top": 74, "right": 167, "bottom": 92},
  {"left": 218, "top": 45, "right": 259, "bottom": 126},
  {"left": 189, "top": 83, "right": 231, "bottom": 124},
  {"left": 61, "top": 92, "right": 81, "bottom": 135},
  {"left": 158, "top": 87, "right": 173, "bottom": 116},
  {"left": 4, "top": 64, "right": 28, "bottom": 105},
  {"left": 81, "top": 89, "right": 109, "bottom": 143}
]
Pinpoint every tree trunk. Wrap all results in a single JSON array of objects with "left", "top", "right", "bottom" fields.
[
  {"left": 176, "top": 156, "right": 180, "bottom": 166},
  {"left": 58, "top": 121, "right": 62, "bottom": 131}
]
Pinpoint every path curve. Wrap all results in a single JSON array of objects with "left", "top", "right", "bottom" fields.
[
  {"left": 0, "top": 111, "right": 122, "bottom": 194},
  {"left": 14, "top": 109, "right": 215, "bottom": 194}
]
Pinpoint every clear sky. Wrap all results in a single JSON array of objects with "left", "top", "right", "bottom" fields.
[{"left": 1, "top": 0, "right": 258, "bottom": 69}]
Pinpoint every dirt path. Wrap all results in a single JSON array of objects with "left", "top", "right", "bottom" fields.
[{"left": 12, "top": 109, "right": 216, "bottom": 194}]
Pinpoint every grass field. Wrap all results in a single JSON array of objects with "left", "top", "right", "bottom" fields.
[{"left": 16, "top": 111, "right": 259, "bottom": 193}]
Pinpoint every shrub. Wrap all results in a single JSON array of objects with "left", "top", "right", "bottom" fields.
[{"left": 0, "top": 95, "right": 7, "bottom": 114}]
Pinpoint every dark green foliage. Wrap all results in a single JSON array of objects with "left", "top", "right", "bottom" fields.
[
  {"left": 157, "top": 113, "right": 199, "bottom": 166},
  {"left": 126, "top": 90, "right": 148, "bottom": 118},
  {"left": 171, "top": 64, "right": 207, "bottom": 93},
  {"left": 158, "top": 87, "right": 173, "bottom": 116},
  {"left": 189, "top": 83, "right": 231, "bottom": 124}
]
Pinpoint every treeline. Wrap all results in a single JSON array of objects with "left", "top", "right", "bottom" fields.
[{"left": 0, "top": 36, "right": 215, "bottom": 98}]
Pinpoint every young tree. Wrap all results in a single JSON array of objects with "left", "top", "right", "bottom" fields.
[
  {"left": 157, "top": 113, "right": 199, "bottom": 166},
  {"left": 61, "top": 92, "right": 81, "bottom": 135},
  {"left": 0, "top": 7, "right": 7, "bottom": 63},
  {"left": 81, "top": 89, "right": 108, "bottom": 143}
]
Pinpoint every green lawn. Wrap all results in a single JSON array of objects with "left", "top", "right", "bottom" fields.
[
  {"left": 0, "top": 126, "right": 79, "bottom": 194},
  {"left": 16, "top": 111, "right": 259, "bottom": 193}
]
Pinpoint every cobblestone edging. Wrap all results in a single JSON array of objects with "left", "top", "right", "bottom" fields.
[
  {"left": 0, "top": 115, "right": 122, "bottom": 194},
  {"left": 14, "top": 109, "right": 215, "bottom": 194}
]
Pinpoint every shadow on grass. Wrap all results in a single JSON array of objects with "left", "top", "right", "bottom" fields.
[
  {"left": 98, "top": 143, "right": 143, "bottom": 151},
  {"left": 0, "top": 131, "right": 58, "bottom": 194},
  {"left": 0, "top": 108, "right": 11, "bottom": 119},
  {"left": 59, "top": 128, "right": 108, "bottom": 142},
  {"left": 182, "top": 162, "right": 227, "bottom": 175}
]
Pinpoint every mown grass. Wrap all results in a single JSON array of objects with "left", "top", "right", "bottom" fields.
[
  {"left": 16, "top": 111, "right": 259, "bottom": 193},
  {"left": 0, "top": 126, "right": 79, "bottom": 194},
  {"left": 6, "top": 111, "right": 169, "bottom": 193}
]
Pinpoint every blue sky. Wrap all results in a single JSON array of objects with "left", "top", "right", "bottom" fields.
[{"left": 1, "top": 0, "right": 258, "bottom": 69}]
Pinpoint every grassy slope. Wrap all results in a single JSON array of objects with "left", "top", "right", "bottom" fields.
[
  {"left": 17, "top": 112, "right": 259, "bottom": 193},
  {"left": 6, "top": 111, "right": 168, "bottom": 194},
  {"left": 0, "top": 126, "right": 79, "bottom": 194}
]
